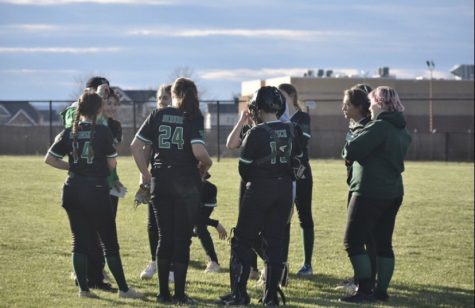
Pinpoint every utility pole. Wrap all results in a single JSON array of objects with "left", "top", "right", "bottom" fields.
[{"left": 426, "top": 60, "right": 435, "bottom": 132}]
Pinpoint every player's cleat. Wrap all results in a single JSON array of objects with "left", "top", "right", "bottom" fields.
[
  {"left": 335, "top": 279, "right": 357, "bottom": 294},
  {"left": 204, "top": 261, "right": 220, "bottom": 273},
  {"left": 173, "top": 294, "right": 197, "bottom": 305},
  {"left": 118, "top": 287, "right": 144, "bottom": 299},
  {"left": 88, "top": 281, "right": 116, "bottom": 292},
  {"left": 373, "top": 290, "right": 390, "bottom": 301},
  {"left": 169, "top": 271, "right": 175, "bottom": 283},
  {"left": 339, "top": 292, "right": 374, "bottom": 303},
  {"left": 249, "top": 267, "right": 260, "bottom": 280},
  {"left": 156, "top": 293, "right": 172, "bottom": 303},
  {"left": 296, "top": 264, "right": 313, "bottom": 276},
  {"left": 79, "top": 290, "right": 99, "bottom": 299},
  {"left": 139, "top": 260, "right": 156, "bottom": 280}
]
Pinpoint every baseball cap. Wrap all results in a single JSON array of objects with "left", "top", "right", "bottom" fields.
[{"left": 86, "top": 76, "right": 110, "bottom": 89}]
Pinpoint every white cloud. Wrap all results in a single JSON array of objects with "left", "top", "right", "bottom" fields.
[
  {"left": 0, "top": 0, "right": 174, "bottom": 4},
  {"left": 127, "top": 27, "right": 353, "bottom": 41},
  {"left": 4, "top": 24, "right": 61, "bottom": 32},
  {"left": 0, "top": 47, "right": 121, "bottom": 53}
]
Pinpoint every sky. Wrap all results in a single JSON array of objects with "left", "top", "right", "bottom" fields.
[{"left": 0, "top": 0, "right": 473, "bottom": 101}]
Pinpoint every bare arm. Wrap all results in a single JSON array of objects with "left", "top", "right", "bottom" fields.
[
  {"left": 192, "top": 143, "right": 212, "bottom": 179},
  {"left": 226, "top": 110, "right": 250, "bottom": 149},
  {"left": 44, "top": 153, "right": 69, "bottom": 170},
  {"left": 130, "top": 137, "right": 152, "bottom": 184},
  {"left": 107, "top": 157, "right": 117, "bottom": 172}
]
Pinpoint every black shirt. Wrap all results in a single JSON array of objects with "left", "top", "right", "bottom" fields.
[
  {"left": 48, "top": 122, "right": 117, "bottom": 177},
  {"left": 136, "top": 107, "right": 205, "bottom": 167},
  {"left": 239, "top": 121, "right": 303, "bottom": 181},
  {"left": 290, "top": 110, "right": 311, "bottom": 161}
]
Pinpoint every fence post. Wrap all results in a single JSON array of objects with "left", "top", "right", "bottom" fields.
[
  {"left": 445, "top": 132, "right": 449, "bottom": 162},
  {"left": 133, "top": 101, "right": 137, "bottom": 134},
  {"left": 49, "top": 100, "right": 53, "bottom": 145},
  {"left": 216, "top": 101, "right": 220, "bottom": 162}
]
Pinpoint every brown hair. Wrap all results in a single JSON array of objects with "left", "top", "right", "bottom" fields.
[
  {"left": 71, "top": 92, "right": 103, "bottom": 162},
  {"left": 369, "top": 86, "right": 405, "bottom": 112},
  {"left": 172, "top": 77, "right": 200, "bottom": 118},
  {"left": 278, "top": 83, "right": 304, "bottom": 111},
  {"left": 344, "top": 87, "right": 371, "bottom": 118}
]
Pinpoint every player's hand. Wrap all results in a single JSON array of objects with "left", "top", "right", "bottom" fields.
[
  {"left": 114, "top": 180, "right": 125, "bottom": 192},
  {"left": 216, "top": 223, "right": 228, "bottom": 240},
  {"left": 238, "top": 110, "right": 250, "bottom": 125}
]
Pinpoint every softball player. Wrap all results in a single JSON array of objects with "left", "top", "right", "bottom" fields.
[
  {"left": 130, "top": 77, "right": 212, "bottom": 305},
  {"left": 278, "top": 83, "right": 314, "bottom": 276},
  {"left": 44, "top": 92, "right": 142, "bottom": 299},
  {"left": 140, "top": 83, "right": 173, "bottom": 280},
  {"left": 219, "top": 86, "right": 303, "bottom": 306},
  {"left": 341, "top": 86, "right": 412, "bottom": 303}
]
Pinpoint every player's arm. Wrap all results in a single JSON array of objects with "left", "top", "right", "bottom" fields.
[
  {"left": 44, "top": 130, "right": 69, "bottom": 170},
  {"left": 130, "top": 137, "right": 152, "bottom": 184},
  {"left": 192, "top": 143, "right": 212, "bottom": 179},
  {"left": 44, "top": 153, "right": 69, "bottom": 170},
  {"left": 226, "top": 110, "right": 250, "bottom": 149}
]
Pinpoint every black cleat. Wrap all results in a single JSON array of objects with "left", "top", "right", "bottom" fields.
[
  {"left": 156, "top": 293, "right": 172, "bottom": 303},
  {"left": 173, "top": 294, "right": 197, "bottom": 305},
  {"left": 340, "top": 292, "right": 375, "bottom": 303},
  {"left": 88, "top": 281, "right": 116, "bottom": 292},
  {"left": 373, "top": 290, "right": 389, "bottom": 302}
]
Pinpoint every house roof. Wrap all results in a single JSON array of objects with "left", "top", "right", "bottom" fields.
[{"left": 0, "top": 101, "right": 39, "bottom": 122}]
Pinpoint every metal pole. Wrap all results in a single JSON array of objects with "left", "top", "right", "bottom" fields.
[
  {"left": 429, "top": 70, "right": 433, "bottom": 132},
  {"left": 133, "top": 101, "right": 137, "bottom": 134},
  {"left": 216, "top": 101, "right": 220, "bottom": 162},
  {"left": 49, "top": 100, "right": 53, "bottom": 145}
]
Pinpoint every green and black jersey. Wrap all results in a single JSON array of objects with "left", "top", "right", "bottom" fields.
[
  {"left": 136, "top": 107, "right": 205, "bottom": 168},
  {"left": 239, "top": 121, "right": 303, "bottom": 181},
  {"left": 290, "top": 110, "right": 311, "bottom": 162},
  {"left": 48, "top": 122, "right": 118, "bottom": 177}
]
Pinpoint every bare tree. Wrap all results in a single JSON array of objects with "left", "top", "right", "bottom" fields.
[{"left": 167, "top": 66, "right": 207, "bottom": 99}]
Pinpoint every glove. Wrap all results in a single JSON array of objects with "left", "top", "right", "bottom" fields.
[{"left": 134, "top": 183, "right": 151, "bottom": 209}]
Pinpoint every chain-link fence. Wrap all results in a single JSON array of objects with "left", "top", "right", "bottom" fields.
[{"left": 0, "top": 98, "right": 473, "bottom": 161}]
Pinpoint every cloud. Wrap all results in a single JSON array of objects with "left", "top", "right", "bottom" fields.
[
  {"left": 0, "top": 0, "right": 174, "bottom": 4},
  {"left": 127, "top": 27, "right": 353, "bottom": 41},
  {"left": 0, "top": 47, "right": 121, "bottom": 53}
]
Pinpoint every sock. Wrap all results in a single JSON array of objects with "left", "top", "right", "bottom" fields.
[
  {"left": 148, "top": 230, "right": 159, "bottom": 261},
  {"left": 106, "top": 255, "right": 128, "bottom": 291},
  {"left": 302, "top": 227, "right": 314, "bottom": 266},
  {"left": 173, "top": 262, "right": 188, "bottom": 299},
  {"left": 157, "top": 258, "right": 171, "bottom": 296},
  {"left": 72, "top": 253, "right": 89, "bottom": 291},
  {"left": 349, "top": 254, "right": 372, "bottom": 288},
  {"left": 375, "top": 257, "right": 395, "bottom": 294}
]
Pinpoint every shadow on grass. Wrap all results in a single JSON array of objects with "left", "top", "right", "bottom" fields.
[{"left": 182, "top": 272, "right": 474, "bottom": 307}]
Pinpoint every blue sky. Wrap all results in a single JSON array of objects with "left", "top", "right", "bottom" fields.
[{"left": 0, "top": 0, "right": 473, "bottom": 100}]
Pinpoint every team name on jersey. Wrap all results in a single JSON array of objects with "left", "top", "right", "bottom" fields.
[
  {"left": 163, "top": 115, "right": 183, "bottom": 124},
  {"left": 68, "top": 131, "right": 91, "bottom": 139},
  {"left": 274, "top": 129, "right": 288, "bottom": 138}
]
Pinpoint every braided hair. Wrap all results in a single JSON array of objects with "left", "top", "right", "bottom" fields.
[{"left": 71, "top": 92, "right": 103, "bottom": 163}]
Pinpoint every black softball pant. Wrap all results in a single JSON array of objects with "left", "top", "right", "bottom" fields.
[
  {"left": 194, "top": 206, "right": 219, "bottom": 263},
  {"left": 62, "top": 175, "right": 119, "bottom": 257},
  {"left": 295, "top": 161, "right": 314, "bottom": 229},
  {"left": 151, "top": 166, "right": 201, "bottom": 264},
  {"left": 344, "top": 194, "right": 403, "bottom": 258},
  {"left": 233, "top": 177, "right": 293, "bottom": 269}
]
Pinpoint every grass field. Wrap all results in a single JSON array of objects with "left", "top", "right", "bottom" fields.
[{"left": 0, "top": 156, "right": 473, "bottom": 307}]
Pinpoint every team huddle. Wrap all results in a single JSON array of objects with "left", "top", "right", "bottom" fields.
[{"left": 44, "top": 76, "right": 411, "bottom": 305}]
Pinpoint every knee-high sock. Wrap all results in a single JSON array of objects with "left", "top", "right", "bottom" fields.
[
  {"left": 72, "top": 253, "right": 89, "bottom": 291},
  {"left": 302, "top": 227, "right": 314, "bottom": 265},
  {"left": 157, "top": 258, "right": 171, "bottom": 296},
  {"left": 148, "top": 230, "right": 159, "bottom": 261},
  {"left": 173, "top": 262, "right": 188, "bottom": 298},
  {"left": 106, "top": 255, "right": 128, "bottom": 292},
  {"left": 375, "top": 257, "right": 394, "bottom": 294}
]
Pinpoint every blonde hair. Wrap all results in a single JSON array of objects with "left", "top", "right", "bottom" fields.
[{"left": 369, "top": 86, "right": 405, "bottom": 112}]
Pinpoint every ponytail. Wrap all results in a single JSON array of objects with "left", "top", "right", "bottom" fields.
[{"left": 71, "top": 101, "right": 81, "bottom": 163}]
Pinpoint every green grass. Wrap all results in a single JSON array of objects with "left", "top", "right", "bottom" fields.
[{"left": 0, "top": 156, "right": 473, "bottom": 307}]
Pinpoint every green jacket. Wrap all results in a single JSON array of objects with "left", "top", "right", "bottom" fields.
[{"left": 342, "top": 112, "right": 412, "bottom": 199}]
